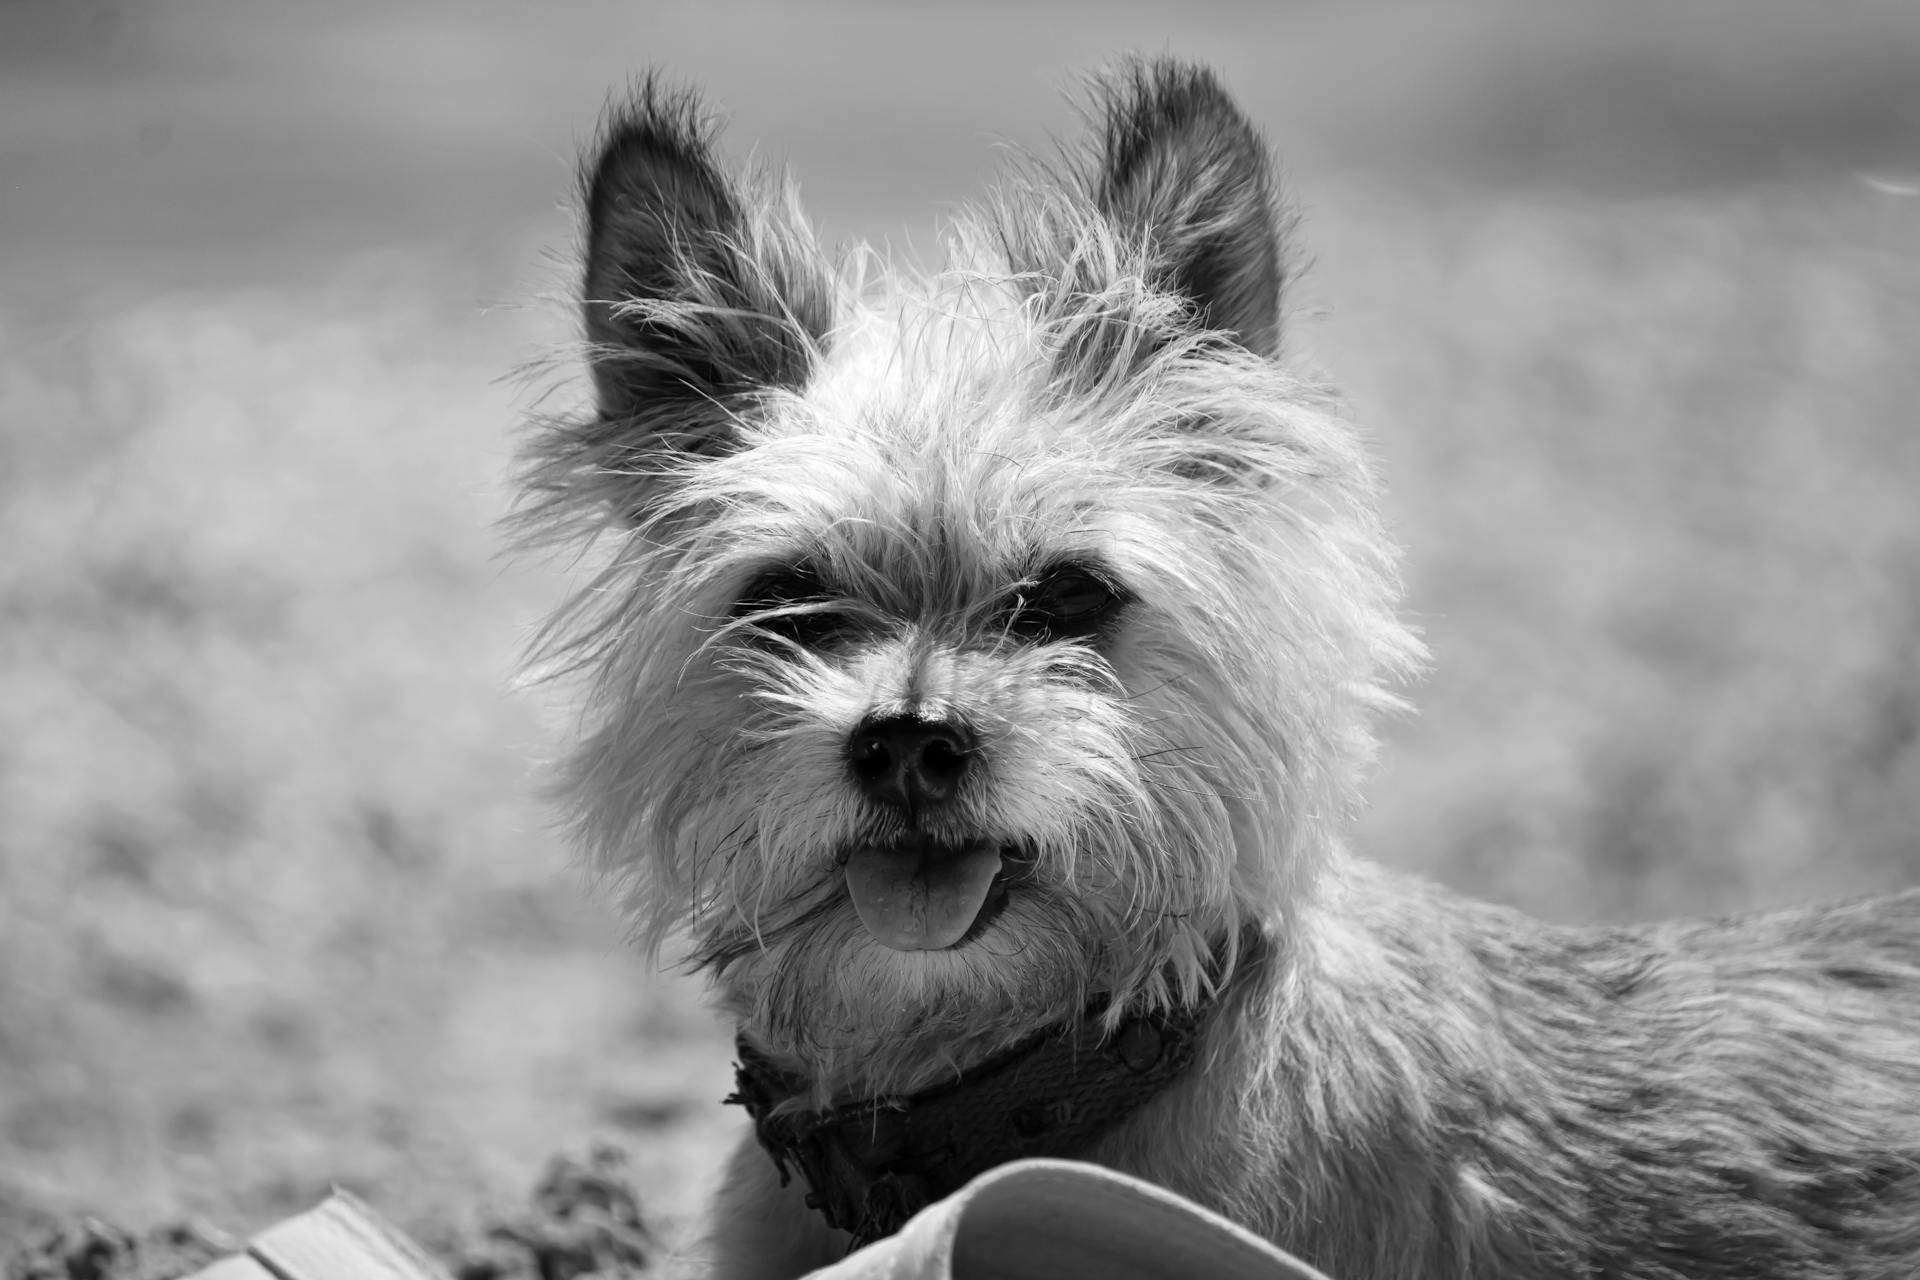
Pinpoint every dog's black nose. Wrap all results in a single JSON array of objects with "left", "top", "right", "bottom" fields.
[{"left": 847, "top": 714, "right": 975, "bottom": 811}]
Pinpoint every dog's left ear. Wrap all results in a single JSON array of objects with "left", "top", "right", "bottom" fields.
[{"left": 1088, "top": 58, "right": 1284, "bottom": 357}]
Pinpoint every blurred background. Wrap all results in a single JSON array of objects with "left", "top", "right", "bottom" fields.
[{"left": 3, "top": 0, "right": 1918, "bottom": 1253}]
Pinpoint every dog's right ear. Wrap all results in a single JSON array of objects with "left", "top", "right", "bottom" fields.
[
  {"left": 580, "top": 79, "right": 831, "bottom": 460},
  {"left": 1086, "top": 58, "right": 1285, "bottom": 358}
]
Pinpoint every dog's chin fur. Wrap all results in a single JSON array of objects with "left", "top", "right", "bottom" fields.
[
  {"left": 517, "top": 56, "right": 1920, "bottom": 1280},
  {"left": 709, "top": 895, "right": 1098, "bottom": 1100}
]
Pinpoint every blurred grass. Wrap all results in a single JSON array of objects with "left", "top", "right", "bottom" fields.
[
  {"left": 1319, "top": 182, "right": 1920, "bottom": 919},
  {"left": 2, "top": 0, "right": 1918, "bottom": 1254},
  {"left": 0, "top": 262, "right": 735, "bottom": 1244}
]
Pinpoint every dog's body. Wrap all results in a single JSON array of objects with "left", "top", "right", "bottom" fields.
[
  {"left": 518, "top": 60, "right": 1920, "bottom": 1279},
  {"left": 710, "top": 869, "right": 1920, "bottom": 1278}
]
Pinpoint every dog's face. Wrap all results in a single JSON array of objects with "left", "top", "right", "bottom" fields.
[{"left": 521, "top": 62, "right": 1419, "bottom": 1096}]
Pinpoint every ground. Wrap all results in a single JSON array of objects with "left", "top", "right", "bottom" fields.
[{"left": 2, "top": 0, "right": 1918, "bottom": 1263}]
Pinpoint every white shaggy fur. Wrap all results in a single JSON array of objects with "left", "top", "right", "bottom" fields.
[{"left": 519, "top": 59, "right": 1920, "bottom": 1280}]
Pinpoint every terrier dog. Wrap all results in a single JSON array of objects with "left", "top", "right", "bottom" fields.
[{"left": 517, "top": 58, "right": 1920, "bottom": 1280}]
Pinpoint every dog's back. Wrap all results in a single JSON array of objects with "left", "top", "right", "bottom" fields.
[{"left": 1166, "top": 871, "right": 1920, "bottom": 1278}]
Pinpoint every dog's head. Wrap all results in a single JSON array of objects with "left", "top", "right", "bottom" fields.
[{"left": 519, "top": 59, "right": 1420, "bottom": 1097}]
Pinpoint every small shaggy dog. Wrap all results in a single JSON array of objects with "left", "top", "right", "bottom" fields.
[{"left": 517, "top": 57, "right": 1920, "bottom": 1279}]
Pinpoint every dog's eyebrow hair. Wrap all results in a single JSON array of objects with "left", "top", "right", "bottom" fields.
[
  {"left": 1013, "top": 553, "right": 1123, "bottom": 582},
  {"left": 736, "top": 559, "right": 830, "bottom": 594}
]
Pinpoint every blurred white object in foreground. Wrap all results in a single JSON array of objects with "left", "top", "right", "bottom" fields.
[{"left": 805, "top": 1158, "right": 1333, "bottom": 1280}]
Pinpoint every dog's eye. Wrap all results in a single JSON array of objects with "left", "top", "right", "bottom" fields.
[
  {"left": 734, "top": 566, "right": 851, "bottom": 649},
  {"left": 1006, "top": 566, "right": 1128, "bottom": 642}
]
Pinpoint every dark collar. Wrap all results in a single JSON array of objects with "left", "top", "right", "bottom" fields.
[{"left": 727, "top": 991, "right": 1220, "bottom": 1247}]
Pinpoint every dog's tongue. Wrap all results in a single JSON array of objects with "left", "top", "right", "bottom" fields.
[{"left": 844, "top": 839, "right": 1004, "bottom": 951}]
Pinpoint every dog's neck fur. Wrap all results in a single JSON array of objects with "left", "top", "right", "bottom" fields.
[
  {"left": 724, "top": 914, "right": 1268, "bottom": 1109},
  {"left": 1166, "top": 859, "right": 1638, "bottom": 1272}
]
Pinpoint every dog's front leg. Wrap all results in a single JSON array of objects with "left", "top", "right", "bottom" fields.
[{"left": 682, "top": 1127, "right": 851, "bottom": 1280}]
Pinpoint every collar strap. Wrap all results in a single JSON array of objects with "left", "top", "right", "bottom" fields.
[{"left": 728, "top": 997, "right": 1210, "bottom": 1247}]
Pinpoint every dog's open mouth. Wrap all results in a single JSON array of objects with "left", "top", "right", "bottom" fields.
[{"left": 843, "top": 837, "right": 1014, "bottom": 951}]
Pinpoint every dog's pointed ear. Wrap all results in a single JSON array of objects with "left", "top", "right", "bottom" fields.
[
  {"left": 1088, "top": 59, "right": 1285, "bottom": 357},
  {"left": 581, "top": 79, "right": 831, "bottom": 456}
]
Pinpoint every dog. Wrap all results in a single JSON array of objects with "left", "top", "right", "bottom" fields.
[{"left": 515, "top": 57, "right": 1920, "bottom": 1280}]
